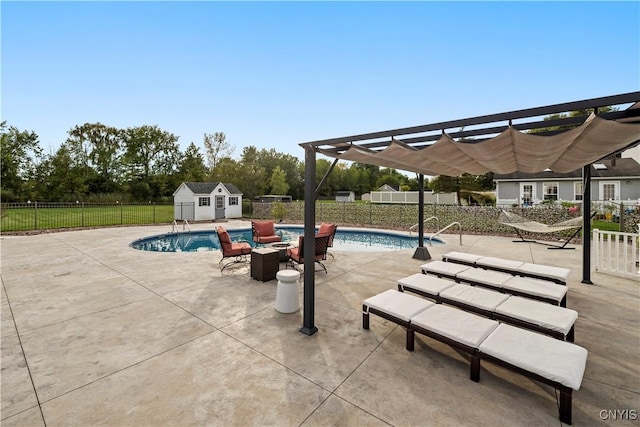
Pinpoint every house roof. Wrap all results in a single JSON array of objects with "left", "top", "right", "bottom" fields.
[
  {"left": 183, "top": 182, "right": 243, "bottom": 195},
  {"left": 494, "top": 158, "right": 640, "bottom": 180}
]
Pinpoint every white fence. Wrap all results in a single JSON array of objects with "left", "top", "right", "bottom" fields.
[
  {"left": 370, "top": 191, "right": 458, "bottom": 204},
  {"left": 593, "top": 228, "right": 640, "bottom": 279}
]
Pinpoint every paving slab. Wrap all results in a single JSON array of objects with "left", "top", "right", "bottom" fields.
[{"left": 1, "top": 222, "right": 638, "bottom": 426}]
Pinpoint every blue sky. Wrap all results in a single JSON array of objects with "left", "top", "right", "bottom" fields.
[{"left": 2, "top": 1, "right": 639, "bottom": 161}]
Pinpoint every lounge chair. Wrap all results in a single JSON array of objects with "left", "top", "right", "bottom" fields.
[
  {"left": 422, "top": 261, "right": 569, "bottom": 307},
  {"left": 286, "top": 233, "right": 330, "bottom": 273},
  {"left": 215, "top": 226, "right": 252, "bottom": 271},
  {"left": 398, "top": 274, "right": 577, "bottom": 340},
  {"left": 317, "top": 223, "right": 337, "bottom": 258},
  {"left": 251, "top": 220, "right": 282, "bottom": 244},
  {"left": 499, "top": 210, "right": 594, "bottom": 250},
  {"left": 362, "top": 289, "right": 588, "bottom": 425},
  {"left": 441, "top": 252, "right": 571, "bottom": 286}
]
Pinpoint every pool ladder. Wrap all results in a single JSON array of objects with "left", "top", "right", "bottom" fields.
[
  {"left": 429, "top": 221, "right": 462, "bottom": 246},
  {"left": 171, "top": 219, "right": 191, "bottom": 233},
  {"left": 409, "top": 217, "right": 462, "bottom": 245}
]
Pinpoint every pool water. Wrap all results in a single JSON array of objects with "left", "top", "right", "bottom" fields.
[{"left": 130, "top": 226, "right": 442, "bottom": 253}]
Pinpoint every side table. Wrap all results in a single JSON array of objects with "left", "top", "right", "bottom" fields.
[{"left": 251, "top": 248, "right": 280, "bottom": 282}]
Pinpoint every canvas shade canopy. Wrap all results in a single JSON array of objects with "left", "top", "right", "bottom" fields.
[
  {"left": 317, "top": 113, "right": 640, "bottom": 177},
  {"left": 296, "top": 92, "right": 640, "bottom": 337}
]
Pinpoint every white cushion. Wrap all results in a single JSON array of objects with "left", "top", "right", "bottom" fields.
[
  {"left": 476, "top": 256, "right": 524, "bottom": 271},
  {"left": 397, "top": 274, "right": 456, "bottom": 297},
  {"left": 440, "top": 284, "right": 510, "bottom": 311},
  {"left": 456, "top": 268, "right": 513, "bottom": 288},
  {"left": 421, "top": 260, "right": 469, "bottom": 276},
  {"left": 410, "top": 304, "right": 499, "bottom": 348},
  {"left": 517, "top": 263, "right": 570, "bottom": 283},
  {"left": 479, "top": 324, "right": 588, "bottom": 390},
  {"left": 502, "top": 276, "right": 567, "bottom": 303},
  {"left": 495, "top": 297, "right": 578, "bottom": 335},
  {"left": 442, "top": 251, "right": 484, "bottom": 264},
  {"left": 363, "top": 289, "right": 435, "bottom": 322}
]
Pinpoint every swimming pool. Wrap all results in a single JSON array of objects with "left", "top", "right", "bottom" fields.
[{"left": 130, "top": 226, "right": 443, "bottom": 253}]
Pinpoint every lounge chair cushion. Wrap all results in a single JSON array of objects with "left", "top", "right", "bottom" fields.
[
  {"left": 479, "top": 324, "right": 588, "bottom": 390},
  {"left": 439, "top": 284, "right": 510, "bottom": 311},
  {"left": 363, "top": 289, "right": 434, "bottom": 322},
  {"left": 421, "top": 260, "right": 469, "bottom": 277},
  {"left": 397, "top": 274, "right": 456, "bottom": 297},
  {"left": 442, "top": 251, "right": 484, "bottom": 265},
  {"left": 517, "top": 263, "right": 571, "bottom": 283},
  {"left": 495, "top": 297, "right": 578, "bottom": 335},
  {"left": 476, "top": 256, "right": 524, "bottom": 271},
  {"left": 411, "top": 304, "right": 499, "bottom": 348},
  {"left": 456, "top": 268, "right": 513, "bottom": 288},
  {"left": 502, "top": 276, "right": 567, "bottom": 303}
]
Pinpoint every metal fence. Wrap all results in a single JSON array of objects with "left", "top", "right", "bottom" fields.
[{"left": 0, "top": 202, "right": 175, "bottom": 232}]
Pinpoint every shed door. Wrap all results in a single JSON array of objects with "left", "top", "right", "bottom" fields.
[{"left": 215, "top": 195, "right": 225, "bottom": 219}]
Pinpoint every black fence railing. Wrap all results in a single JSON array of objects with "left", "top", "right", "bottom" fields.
[{"left": 0, "top": 202, "right": 176, "bottom": 232}]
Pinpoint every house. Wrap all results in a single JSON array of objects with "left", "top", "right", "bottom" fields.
[
  {"left": 173, "top": 182, "right": 243, "bottom": 221},
  {"left": 494, "top": 157, "right": 640, "bottom": 207},
  {"left": 335, "top": 191, "right": 355, "bottom": 202}
]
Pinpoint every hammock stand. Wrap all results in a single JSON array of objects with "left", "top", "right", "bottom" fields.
[{"left": 499, "top": 210, "right": 595, "bottom": 250}]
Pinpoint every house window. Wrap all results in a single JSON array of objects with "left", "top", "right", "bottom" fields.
[
  {"left": 543, "top": 182, "right": 558, "bottom": 201},
  {"left": 199, "top": 197, "right": 210, "bottom": 207},
  {"left": 229, "top": 196, "right": 238, "bottom": 206},
  {"left": 574, "top": 182, "right": 583, "bottom": 201}
]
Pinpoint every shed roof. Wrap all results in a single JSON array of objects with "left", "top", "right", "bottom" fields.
[{"left": 183, "top": 182, "right": 243, "bottom": 195}]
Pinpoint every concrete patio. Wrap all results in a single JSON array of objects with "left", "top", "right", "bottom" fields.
[{"left": 1, "top": 221, "right": 638, "bottom": 426}]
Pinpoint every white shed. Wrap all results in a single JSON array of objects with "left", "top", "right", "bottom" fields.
[
  {"left": 173, "top": 182, "right": 243, "bottom": 221},
  {"left": 335, "top": 191, "right": 355, "bottom": 202}
]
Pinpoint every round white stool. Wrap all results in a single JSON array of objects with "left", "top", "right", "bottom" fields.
[{"left": 275, "top": 270, "right": 300, "bottom": 313}]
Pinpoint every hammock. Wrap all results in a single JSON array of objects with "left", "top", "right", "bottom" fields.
[{"left": 499, "top": 210, "right": 587, "bottom": 250}]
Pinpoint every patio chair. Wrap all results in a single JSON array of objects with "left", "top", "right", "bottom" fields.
[
  {"left": 215, "top": 226, "right": 252, "bottom": 271},
  {"left": 317, "top": 223, "right": 337, "bottom": 258},
  {"left": 251, "top": 220, "right": 282, "bottom": 244},
  {"left": 286, "top": 233, "right": 330, "bottom": 273}
]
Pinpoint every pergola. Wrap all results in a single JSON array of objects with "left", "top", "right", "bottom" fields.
[{"left": 297, "top": 92, "right": 640, "bottom": 336}]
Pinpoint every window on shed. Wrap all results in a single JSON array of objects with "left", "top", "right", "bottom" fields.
[
  {"left": 543, "top": 182, "right": 558, "bottom": 201},
  {"left": 199, "top": 197, "right": 210, "bottom": 207},
  {"left": 229, "top": 196, "right": 238, "bottom": 206}
]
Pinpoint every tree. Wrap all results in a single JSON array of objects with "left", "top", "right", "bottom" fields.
[
  {"left": 178, "top": 143, "right": 207, "bottom": 182},
  {"left": 36, "top": 146, "right": 90, "bottom": 201},
  {"left": 269, "top": 166, "right": 289, "bottom": 195},
  {"left": 236, "top": 146, "right": 267, "bottom": 200},
  {"left": 65, "top": 122, "right": 123, "bottom": 185},
  {"left": 0, "top": 122, "right": 43, "bottom": 201},
  {"left": 204, "top": 132, "right": 234, "bottom": 178},
  {"left": 122, "top": 125, "right": 181, "bottom": 180}
]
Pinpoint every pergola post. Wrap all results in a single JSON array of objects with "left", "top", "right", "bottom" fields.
[
  {"left": 300, "top": 145, "right": 318, "bottom": 335},
  {"left": 413, "top": 174, "right": 431, "bottom": 260},
  {"left": 581, "top": 165, "right": 593, "bottom": 284}
]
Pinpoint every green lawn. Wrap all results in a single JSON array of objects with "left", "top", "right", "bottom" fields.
[
  {"left": 592, "top": 220, "right": 620, "bottom": 232},
  {"left": 1, "top": 204, "right": 174, "bottom": 232}
]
